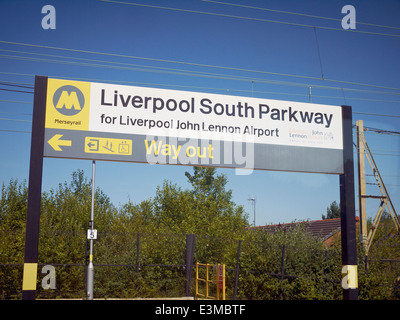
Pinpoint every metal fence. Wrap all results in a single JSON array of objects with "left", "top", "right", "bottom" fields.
[{"left": 1, "top": 231, "right": 399, "bottom": 300}]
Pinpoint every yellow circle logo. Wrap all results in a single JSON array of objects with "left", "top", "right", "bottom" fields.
[
  {"left": 45, "top": 78, "right": 91, "bottom": 131},
  {"left": 52, "top": 85, "right": 85, "bottom": 116}
]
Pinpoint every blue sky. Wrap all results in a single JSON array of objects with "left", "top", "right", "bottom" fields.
[{"left": 0, "top": 0, "right": 399, "bottom": 225}]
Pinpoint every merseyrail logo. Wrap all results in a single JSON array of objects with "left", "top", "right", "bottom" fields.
[
  {"left": 53, "top": 85, "right": 85, "bottom": 116},
  {"left": 45, "top": 78, "right": 91, "bottom": 131}
]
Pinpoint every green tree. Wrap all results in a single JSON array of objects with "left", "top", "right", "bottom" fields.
[
  {"left": 0, "top": 179, "right": 27, "bottom": 299},
  {"left": 322, "top": 201, "right": 340, "bottom": 219},
  {"left": 185, "top": 166, "right": 248, "bottom": 237}
]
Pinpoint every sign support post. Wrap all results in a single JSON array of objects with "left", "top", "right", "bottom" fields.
[
  {"left": 87, "top": 160, "right": 96, "bottom": 300},
  {"left": 22, "top": 76, "right": 47, "bottom": 300},
  {"left": 339, "top": 105, "right": 358, "bottom": 300}
]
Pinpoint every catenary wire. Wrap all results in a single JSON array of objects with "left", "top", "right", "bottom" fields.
[
  {"left": 2, "top": 52, "right": 400, "bottom": 101},
  {"left": 201, "top": 0, "right": 400, "bottom": 31},
  {"left": 0, "top": 88, "right": 33, "bottom": 94},
  {"left": 1, "top": 40, "right": 400, "bottom": 93},
  {"left": 1, "top": 75, "right": 400, "bottom": 118},
  {"left": 1, "top": 54, "right": 398, "bottom": 100},
  {"left": 98, "top": 0, "right": 400, "bottom": 38}
]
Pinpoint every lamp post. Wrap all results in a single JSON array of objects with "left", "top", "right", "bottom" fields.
[{"left": 248, "top": 196, "right": 256, "bottom": 226}]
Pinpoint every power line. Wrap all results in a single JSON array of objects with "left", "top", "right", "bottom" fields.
[
  {"left": 1, "top": 40, "right": 400, "bottom": 93},
  {"left": 353, "top": 142, "right": 400, "bottom": 156},
  {"left": 0, "top": 81, "right": 33, "bottom": 90},
  {"left": 98, "top": 0, "right": 400, "bottom": 38},
  {"left": 1, "top": 74, "right": 400, "bottom": 118},
  {"left": 366, "top": 174, "right": 400, "bottom": 178},
  {"left": 353, "top": 151, "right": 400, "bottom": 157},
  {"left": 353, "top": 111, "right": 400, "bottom": 118},
  {"left": 2, "top": 56, "right": 400, "bottom": 109},
  {"left": 353, "top": 145, "right": 400, "bottom": 155},
  {"left": 1, "top": 81, "right": 399, "bottom": 122},
  {"left": 0, "top": 129, "right": 31, "bottom": 133},
  {"left": 353, "top": 126, "right": 400, "bottom": 136},
  {"left": 0, "top": 40, "right": 324, "bottom": 83},
  {"left": 0, "top": 111, "right": 32, "bottom": 116},
  {"left": 0, "top": 99, "right": 31, "bottom": 104},
  {"left": 1, "top": 57, "right": 400, "bottom": 101},
  {"left": 202, "top": 0, "right": 400, "bottom": 31},
  {"left": 363, "top": 126, "right": 400, "bottom": 136},
  {"left": 1, "top": 68, "right": 399, "bottom": 120},
  {"left": 3, "top": 59, "right": 399, "bottom": 101},
  {"left": 0, "top": 52, "right": 273, "bottom": 85},
  {"left": 0, "top": 87, "right": 33, "bottom": 94},
  {"left": 0, "top": 117, "right": 31, "bottom": 123}
]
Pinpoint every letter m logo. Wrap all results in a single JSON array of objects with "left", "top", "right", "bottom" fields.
[
  {"left": 53, "top": 85, "right": 85, "bottom": 116},
  {"left": 56, "top": 91, "right": 81, "bottom": 110}
]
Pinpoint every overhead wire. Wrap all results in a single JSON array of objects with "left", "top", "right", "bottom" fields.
[
  {"left": 1, "top": 87, "right": 399, "bottom": 118},
  {"left": 0, "top": 54, "right": 399, "bottom": 114},
  {"left": 2, "top": 50, "right": 400, "bottom": 107},
  {"left": 201, "top": 0, "right": 400, "bottom": 31},
  {"left": 0, "top": 99, "right": 31, "bottom": 104},
  {"left": 363, "top": 127, "right": 400, "bottom": 136},
  {"left": 0, "top": 118, "right": 31, "bottom": 123},
  {"left": 0, "top": 81, "right": 33, "bottom": 90},
  {"left": 0, "top": 88, "right": 33, "bottom": 94},
  {"left": 0, "top": 34, "right": 399, "bottom": 134},
  {"left": 0, "top": 129, "right": 31, "bottom": 133},
  {"left": 353, "top": 112, "right": 400, "bottom": 118},
  {"left": 0, "top": 111, "right": 31, "bottom": 116},
  {"left": 1, "top": 40, "right": 400, "bottom": 93},
  {"left": 98, "top": 0, "right": 400, "bottom": 38},
  {"left": 1, "top": 75, "right": 400, "bottom": 117},
  {"left": 1, "top": 74, "right": 400, "bottom": 117},
  {"left": 0, "top": 49, "right": 400, "bottom": 117}
]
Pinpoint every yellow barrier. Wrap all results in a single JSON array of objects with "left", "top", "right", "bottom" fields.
[{"left": 195, "top": 262, "right": 225, "bottom": 300}]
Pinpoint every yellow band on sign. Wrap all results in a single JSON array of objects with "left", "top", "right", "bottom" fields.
[{"left": 85, "top": 137, "right": 132, "bottom": 156}]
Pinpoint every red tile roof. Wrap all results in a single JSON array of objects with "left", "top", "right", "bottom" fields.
[{"left": 254, "top": 218, "right": 342, "bottom": 241}]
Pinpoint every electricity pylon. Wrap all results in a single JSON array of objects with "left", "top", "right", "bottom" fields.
[{"left": 356, "top": 120, "right": 400, "bottom": 256}]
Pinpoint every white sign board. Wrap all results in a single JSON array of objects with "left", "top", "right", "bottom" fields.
[
  {"left": 44, "top": 78, "right": 344, "bottom": 174},
  {"left": 88, "top": 83, "right": 342, "bottom": 150}
]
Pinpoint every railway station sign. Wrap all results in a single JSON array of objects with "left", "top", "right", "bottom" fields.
[
  {"left": 22, "top": 76, "right": 358, "bottom": 301},
  {"left": 44, "top": 77, "right": 344, "bottom": 174}
]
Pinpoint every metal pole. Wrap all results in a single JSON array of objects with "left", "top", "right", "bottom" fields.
[
  {"left": 87, "top": 160, "right": 95, "bottom": 300},
  {"left": 22, "top": 76, "right": 47, "bottom": 300},
  {"left": 253, "top": 198, "right": 256, "bottom": 226},
  {"left": 340, "top": 105, "right": 358, "bottom": 300},
  {"left": 248, "top": 196, "right": 256, "bottom": 226}
]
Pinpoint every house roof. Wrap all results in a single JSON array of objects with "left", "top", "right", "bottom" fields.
[{"left": 254, "top": 218, "right": 342, "bottom": 241}]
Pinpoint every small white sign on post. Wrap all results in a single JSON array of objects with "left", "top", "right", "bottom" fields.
[{"left": 87, "top": 229, "right": 97, "bottom": 240}]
